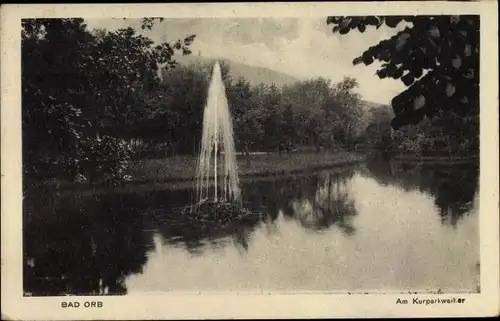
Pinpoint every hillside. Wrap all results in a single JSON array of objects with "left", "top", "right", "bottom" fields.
[
  {"left": 361, "top": 100, "right": 387, "bottom": 110},
  {"left": 173, "top": 55, "right": 300, "bottom": 88}
]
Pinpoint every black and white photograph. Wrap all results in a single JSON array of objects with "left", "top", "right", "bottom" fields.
[{"left": 1, "top": 2, "right": 499, "bottom": 320}]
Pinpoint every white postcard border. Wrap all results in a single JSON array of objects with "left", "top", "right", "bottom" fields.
[{"left": 1, "top": 2, "right": 498, "bottom": 319}]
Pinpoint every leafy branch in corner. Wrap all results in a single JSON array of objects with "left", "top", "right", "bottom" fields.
[{"left": 327, "top": 15, "right": 479, "bottom": 130}]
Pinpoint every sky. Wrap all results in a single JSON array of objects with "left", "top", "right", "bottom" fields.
[{"left": 85, "top": 18, "right": 407, "bottom": 104}]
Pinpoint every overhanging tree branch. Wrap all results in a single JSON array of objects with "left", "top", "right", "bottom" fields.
[{"left": 327, "top": 15, "right": 479, "bottom": 129}]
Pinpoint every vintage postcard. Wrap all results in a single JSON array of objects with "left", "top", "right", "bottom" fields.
[{"left": 1, "top": 2, "right": 499, "bottom": 319}]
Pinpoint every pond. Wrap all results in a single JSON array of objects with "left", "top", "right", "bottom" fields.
[{"left": 23, "top": 156, "right": 480, "bottom": 296}]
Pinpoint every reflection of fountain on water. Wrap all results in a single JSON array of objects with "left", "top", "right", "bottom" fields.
[{"left": 195, "top": 62, "right": 241, "bottom": 207}]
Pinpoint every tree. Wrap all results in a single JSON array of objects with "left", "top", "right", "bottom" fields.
[
  {"left": 326, "top": 15, "right": 479, "bottom": 129},
  {"left": 156, "top": 64, "right": 208, "bottom": 155},
  {"left": 329, "top": 76, "right": 362, "bottom": 147},
  {"left": 22, "top": 18, "right": 195, "bottom": 183},
  {"left": 283, "top": 78, "right": 332, "bottom": 151},
  {"left": 228, "top": 78, "right": 264, "bottom": 156},
  {"left": 280, "top": 103, "right": 298, "bottom": 152},
  {"left": 22, "top": 18, "right": 98, "bottom": 181},
  {"left": 362, "top": 105, "right": 394, "bottom": 149},
  {"left": 260, "top": 84, "right": 284, "bottom": 153}
]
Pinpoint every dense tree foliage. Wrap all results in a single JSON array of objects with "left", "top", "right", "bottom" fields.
[
  {"left": 360, "top": 103, "right": 478, "bottom": 156},
  {"left": 228, "top": 76, "right": 363, "bottom": 154},
  {"left": 110, "top": 61, "right": 364, "bottom": 159},
  {"left": 326, "top": 15, "right": 479, "bottom": 130},
  {"left": 22, "top": 18, "right": 194, "bottom": 184}
]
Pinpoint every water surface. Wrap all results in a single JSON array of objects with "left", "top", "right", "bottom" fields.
[{"left": 23, "top": 157, "right": 480, "bottom": 295}]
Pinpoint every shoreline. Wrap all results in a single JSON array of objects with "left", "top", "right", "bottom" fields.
[
  {"left": 25, "top": 151, "right": 480, "bottom": 197},
  {"left": 390, "top": 154, "right": 479, "bottom": 164},
  {"left": 57, "top": 153, "right": 366, "bottom": 197}
]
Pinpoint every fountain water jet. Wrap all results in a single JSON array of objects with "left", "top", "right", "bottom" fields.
[{"left": 195, "top": 62, "right": 241, "bottom": 209}]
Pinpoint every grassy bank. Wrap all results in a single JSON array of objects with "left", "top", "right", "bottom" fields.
[
  {"left": 128, "top": 151, "right": 365, "bottom": 184},
  {"left": 391, "top": 154, "right": 479, "bottom": 164},
  {"left": 48, "top": 151, "right": 365, "bottom": 196}
]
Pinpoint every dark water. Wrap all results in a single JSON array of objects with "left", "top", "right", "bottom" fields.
[{"left": 23, "top": 157, "right": 480, "bottom": 296}]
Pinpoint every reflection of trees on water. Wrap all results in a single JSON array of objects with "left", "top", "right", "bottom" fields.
[
  {"left": 302, "top": 171, "right": 357, "bottom": 234},
  {"left": 425, "top": 164, "right": 479, "bottom": 226},
  {"left": 241, "top": 169, "right": 358, "bottom": 234},
  {"left": 364, "top": 154, "right": 479, "bottom": 226},
  {"left": 23, "top": 192, "right": 155, "bottom": 296}
]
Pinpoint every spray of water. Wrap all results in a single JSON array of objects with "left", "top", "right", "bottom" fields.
[{"left": 195, "top": 62, "right": 241, "bottom": 207}]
